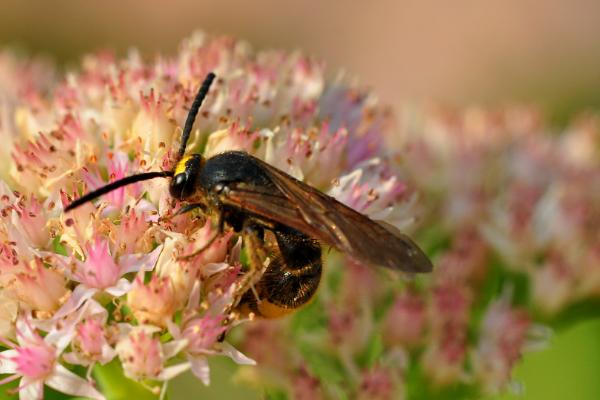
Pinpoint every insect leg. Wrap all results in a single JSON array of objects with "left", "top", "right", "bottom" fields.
[
  {"left": 158, "top": 202, "right": 207, "bottom": 225},
  {"left": 177, "top": 211, "right": 225, "bottom": 261},
  {"left": 175, "top": 202, "right": 208, "bottom": 216},
  {"left": 233, "top": 222, "right": 269, "bottom": 307}
]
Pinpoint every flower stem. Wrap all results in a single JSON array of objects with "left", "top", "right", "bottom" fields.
[{"left": 93, "top": 361, "right": 161, "bottom": 400}]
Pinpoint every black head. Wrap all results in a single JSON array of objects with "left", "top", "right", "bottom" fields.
[{"left": 169, "top": 154, "right": 204, "bottom": 200}]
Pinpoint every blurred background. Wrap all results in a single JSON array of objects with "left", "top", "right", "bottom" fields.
[
  {"left": 1, "top": 1, "right": 599, "bottom": 399},
  {"left": 1, "top": 0, "right": 600, "bottom": 124}
]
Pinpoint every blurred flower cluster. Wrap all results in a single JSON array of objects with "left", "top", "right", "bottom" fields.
[
  {"left": 237, "top": 105, "right": 599, "bottom": 398},
  {"left": 0, "top": 32, "right": 598, "bottom": 400}
]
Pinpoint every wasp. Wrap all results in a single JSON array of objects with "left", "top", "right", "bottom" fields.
[{"left": 65, "top": 72, "right": 433, "bottom": 319}]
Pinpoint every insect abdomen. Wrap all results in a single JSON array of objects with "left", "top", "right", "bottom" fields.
[{"left": 238, "top": 228, "right": 322, "bottom": 318}]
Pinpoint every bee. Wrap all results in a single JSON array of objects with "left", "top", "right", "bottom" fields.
[{"left": 65, "top": 72, "right": 433, "bottom": 319}]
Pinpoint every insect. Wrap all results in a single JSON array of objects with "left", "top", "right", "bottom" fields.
[{"left": 65, "top": 72, "right": 433, "bottom": 319}]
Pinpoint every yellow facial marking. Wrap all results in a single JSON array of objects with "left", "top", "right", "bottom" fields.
[{"left": 174, "top": 155, "right": 193, "bottom": 176}]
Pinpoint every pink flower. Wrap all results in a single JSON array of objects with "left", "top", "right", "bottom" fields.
[
  {"left": 60, "top": 300, "right": 117, "bottom": 380},
  {"left": 132, "top": 89, "right": 176, "bottom": 154},
  {"left": 292, "top": 367, "right": 323, "bottom": 400},
  {"left": 358, "top": 367, "right": 395, "bottom": 400},
  {"left": 203, "top": 123, "right": 260, "bottom": 158},
  {"left": 7, "top": 30, "right": 598, "bottom": 399},
  {"left": 530, "top": 250, "right": 576, "bottom": 315},
  {"left": 0, "top": 314, "right": 103, "bottom": 400},
  {"left": 11, "top": 115, "right": 94, "bottom": 197},
  {"left": 421, "top": 324, "right": 468, "bottom": 387},
  {"left": 6, "top": 258, "right": 68, "bottom": 314},
  {"left": 82, "top": 152, "right": 142, "bottom": 213},
  {"left": 115, "top": 326, "right": 189, "bottom": 387},
  {"left": 434, "top": 229, "right": 489, "bottom": 285},
  {"left": 179, "top": 219, "right": 233, "bottom": 267},
  {"left": 154, "top": 221, "right": 233, "bottom": 309},
  {"left": 263, "top": 123, "right": 348, "bottom": 188},
  {"left": 472, "top": 296, "right": 531, "bottom": 394},
  {"left": 127, "top": 274, "right": 177, "bottom": 327},
  {"left": 75, "top": 319, "right": 110, "bottom": 358},
  {"left": 10, "top": 195, "right": 54, "bottom": 248},
  {"left": 53, "top": 238, "right": 162, "bottom": 320},
  {"left": 383, "top": 292, "right": 427, "bottom": 348},
  {"left": 429, "top": 284, "right": 472, "bottom": 334},
  {"left": 113, "top": 209, "right": 155, "bottom": 254},
  {"left": 167, "top": 282, "right": 255, "bottom": 385},
  {"left": 328, "top": 158, "right": 407, "bottom": 222},
  {"left": 182, "top": 315, "right": 227, "bottom": 354},
  {"left": 75, "top": 238, "right": 124, "bottom": 290}
]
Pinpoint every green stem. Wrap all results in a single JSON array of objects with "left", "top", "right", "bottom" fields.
[{"left": 93, "top": 361, "right": 161, "bottom": 400}]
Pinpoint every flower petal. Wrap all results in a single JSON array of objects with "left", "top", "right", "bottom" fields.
[
  {"left": 15, "top": 315, "right": 37, "bottom": 346},
  {"left": 52, "top": 285, "right": 96, "bottom": 320},
  {"left": 62, "top": 351, "right": 87, "bottom": 366},
  {"left": 189, "top": 356, "right": 210, "bottom": 385},
  {"left": 47, "top": 299, "right": 96, "bottom": 352},
  {"left": 156, "top": 362, "right": 191, "bottom": 381},
  {"left": 119, "top": 245, "right": 163, "bottom": 275},
  {"left": 202, "top": 262, "right": 230, "bottom": 276},
  {"left": 46, "top": 364, "right": 105, "bottom": 400},
  {"left": 105, "top": 278, "right": 132, "bottom": 297},
  {"left": 163, "top": 339, "right": 188, "bottom": 359},
  {"left": 220, "top": 342, "right": 256, "bottom": 365},
  {"left": 186, "top": 280, "right": 201, "bottom": 311},
  {"left": 19, "top": 377, "right": 42, "bottom": 400},
  {"left": 0, "top": 349, "right": 18, "bottom": 373},
  {"left": 166, "top": 319, "right": 182, "bottom": 338},
  {"left": 99, "top": 343, "right": 117, "bottom": 365}
]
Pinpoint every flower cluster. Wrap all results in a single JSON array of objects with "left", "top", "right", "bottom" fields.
[
  {"left": 401, "top": 107, "right": 600, "bottom": 316},
  {"left": 236, "top": 110, "right": 599, "bottom": 397},
  {"left": 1, "top": 32, "right": 598, "bottom": 400},
  {"left": 0, "top": 33, "right": 411, "bottom": 399}
]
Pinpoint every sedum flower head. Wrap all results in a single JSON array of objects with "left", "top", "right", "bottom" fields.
[
  {"left": 0, "top": 32, "right": 414, "bottom": 399},
  {"left": 0, "top": 32, "right": 597, "bottom": 400}
]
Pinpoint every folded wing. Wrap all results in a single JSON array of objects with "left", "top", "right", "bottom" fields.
[{"left": 220, "top": 156, "right": 432, "bottom": 273}]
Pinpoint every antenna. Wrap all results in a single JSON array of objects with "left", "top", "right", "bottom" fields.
[
  {"left": 64, "top": 171, "right": 173, "bottom": 212},
  {"left": 64, "top": 73, "right": 215, "bottom": 212},
  {"left": 178, "top": 72, "right": 216, "bottom": 158}
]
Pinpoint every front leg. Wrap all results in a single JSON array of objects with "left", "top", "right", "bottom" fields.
[
  {"left": 177, "top": 210, "right": 225, "bottom": 261},
  {"left": 175, "top": 202, "right": 208, "bottom": 216}
]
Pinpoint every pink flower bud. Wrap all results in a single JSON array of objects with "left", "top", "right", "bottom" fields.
[
  {"left": 117, "top": 328, "right": 163, "bottom": 380},
  {"left": 421, "top": 325, "right": 467, "bottom": 387},
  {"left": 472, "top": 298, "right": 530, "bottom": 394},
  {"left": 358, "top": 367, "right": 394, "bottom": 400},
  {"left": 128, "top": 274, "right": 176, "bottom": 327},
  {"left": 76, "top": 238, "right": 122, "bottom": 290},
  {"left": 74, "top": 318, "right": 107, "bottom": 360},
  {"left": 383, "top": 292, "right": 427, "bottom": 348},
  {"left": 11, "top": 258, "right": 67, "bottom": 313},
  {"left": 182, "top": 315, "right": 227, "bottom": 354},
  {"left": 132, "top": 89, "right": 176, "bottom": 155}
]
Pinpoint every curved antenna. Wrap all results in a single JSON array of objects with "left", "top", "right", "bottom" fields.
[
  {"left": 178, "top": 72, "right": 216, "bottom": 158},
  {"left": 64, "top": 171, "right": 173, "bottom": 212}
]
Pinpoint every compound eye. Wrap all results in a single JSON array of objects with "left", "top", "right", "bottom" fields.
[{"left": 169, "top": 173, "right": 188, "bottom": 199}]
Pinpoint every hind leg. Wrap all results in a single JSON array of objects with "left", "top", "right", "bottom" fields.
[{"left": 227, "top": 222, "right": 269, "bottom": 313}]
